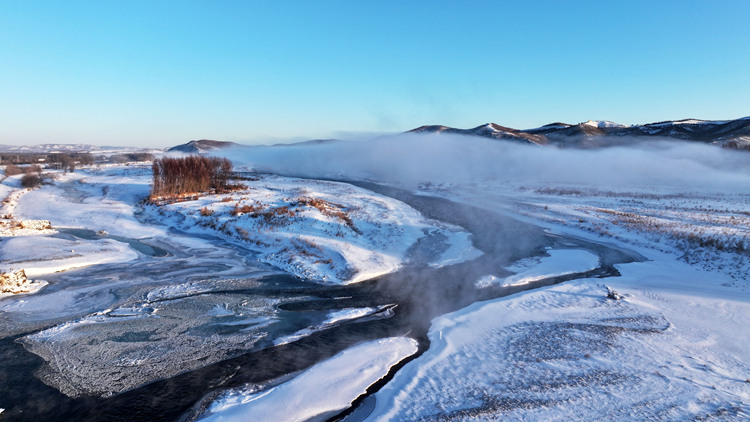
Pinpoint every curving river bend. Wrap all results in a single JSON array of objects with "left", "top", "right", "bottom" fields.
[{"left": 0, "top": 179, "right": 642, "bottom": 421}]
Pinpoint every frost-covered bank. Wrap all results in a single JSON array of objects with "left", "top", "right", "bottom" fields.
[
  {"left": 149, "top": 174, "right": 481, "bottom": 285},
  {"left": 199, "top": 337, "right": 418, "bottom": 422}
]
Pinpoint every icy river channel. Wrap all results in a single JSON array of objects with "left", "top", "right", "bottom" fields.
[{"left": 0, "top": 180, "right": 642, "bottom": 421}]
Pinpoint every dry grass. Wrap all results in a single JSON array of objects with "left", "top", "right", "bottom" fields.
[
  {"left": 295, "top": 196, "right": 360, "bottom": 234},
  {"left": 518, "top": 187, "right": 750, "bottom": 282}
]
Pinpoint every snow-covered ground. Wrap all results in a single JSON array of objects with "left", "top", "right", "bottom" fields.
[
  {"left": 466, "top": 184, "right": 750, "bottom": 286},
  {"left": 199, "top": 337, "right": 418, "bottom": 422},
  {"left": 2, "top": 165, "right": 478, "bottom": 287},
  {"left": 1, "top": 166, "right": 162, "bottom": 277},
  {"left": 192, "top": 215, "right": 749, "bottom": 420},
  {"left": 365, "top": 254, "right": 750, "bottom": 421},
  {"left": 476, "top": 248, "right": 600, "bottom": 288},
  {"left": 151, "top": 174, "right": 480, "bottom": 284},
  {"left": 1, "top": 235, "right": 138, "bottom": 277},
  {"left": 351, "top": 172, "right": 746, "bottom": 419}
]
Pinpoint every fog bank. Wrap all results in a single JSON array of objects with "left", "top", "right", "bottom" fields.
[{"left": 218, "top": 134, "right": 750, "bottom": 193}]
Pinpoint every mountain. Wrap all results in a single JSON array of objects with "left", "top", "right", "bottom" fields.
[
  {"left": 167, "top": 139, "right": 240, "bottom": 153},
  {"left": 408, "top": 117, "right": 750, "bottom": 150}
]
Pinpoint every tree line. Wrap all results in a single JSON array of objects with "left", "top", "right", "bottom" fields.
[{"left": 151, "top": 155, "right": 234, "bottom": 198}]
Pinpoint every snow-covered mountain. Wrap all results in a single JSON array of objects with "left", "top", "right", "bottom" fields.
[{"left": 408, "top": 116, "right": 750, "bottom": 149}]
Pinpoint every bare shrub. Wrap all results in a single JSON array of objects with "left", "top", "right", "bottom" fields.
[
  {"left": 25, "top": 164, "right": 42, "bottom": 174},
  {"left": 200, "top": 207, "right": 214, "bottom": 216},
  {"left": 20, "top": 173, "right": 42, "bottom": 188},
  {"left": 4, "top": 164, "right": 23, "bottom": 176}
]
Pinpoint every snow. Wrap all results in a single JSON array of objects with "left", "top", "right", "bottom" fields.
[
  {"left": 274, "top": 306, "right": 387, "bottom": 346},
  {"left": 361, "top": 166, "right": 750, "bottom": 420},
  {"left": 0, "top": 235, "right": 138, "bottom": 277},
  {"left": 673, "top": 119, "right": 714, "bottom": 125},
  {"left": 12, "top": 167, "right": 161, "bottom": 238},
  {"left": 200, "top": 337, "right": 418, "bottom": 422},
  {"left": 582, "top": 120, "right": 627, "bottom": 128},
  {"left": 323, "top": 307, "right": 380, "bottom": 325},
  {"left": 498, "top": 248, "right": 599, "bottom": 287},
  {"left": 3, "top": 138, "right": 750, "bottom": 419},
  {"left": 366, "top": 256, "right": 750, "bottom": 421},
  {"left": 151, "top": 174, "right": 480, "bottom": 285},
  {"left": 429, "top": 230, "right": 483, "bottom": 268},
  {"left": 0, "top": 166, "right": 161, "bottom": 280}
]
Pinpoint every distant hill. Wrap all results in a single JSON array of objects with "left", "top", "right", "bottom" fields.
[
  {"left": 273, "top": 139, "right": 340, "bottom": 147},
  {"left": 167, "top": 139, "right": 240, "bottom": 153},
  {"left": 0, "top": 144, "right": 117, "bottom": 154},
  {"left": 0, "top": 143, "right": 159, "bottom": 155},
  {"left": 408, "top": 117, "right": 750, "bottom": 150}
]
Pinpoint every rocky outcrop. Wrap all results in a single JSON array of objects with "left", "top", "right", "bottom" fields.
[{"left": 1, "top": 268, "right": 31, "bottom": 293}]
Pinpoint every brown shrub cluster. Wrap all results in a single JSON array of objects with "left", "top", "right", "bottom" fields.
[
  {"left": 151, "top": 156, "right": 234, "bottom": 199},
  {"left": 296, "top": 197, "right": 359, "bottom": 233},
  {"left": 4, "top": 164, "right": 23, "bottom": 176},
  {"left": 231, "top": 203, "right": 262, "bottom": 216},
  {"left": 20, "top": 174, "right": 43, "bottom": 188}
]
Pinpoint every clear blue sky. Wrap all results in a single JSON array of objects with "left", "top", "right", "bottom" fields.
[{"left": 2, "top": 1, "right": 749, "bottom": 147}]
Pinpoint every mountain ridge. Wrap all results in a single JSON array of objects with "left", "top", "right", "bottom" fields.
[
  {"left": 167, "top": 139, "right": 240, "bottom": 153},
  {"left": 407, "top": 117, "right": 750, "bottom": 150}
]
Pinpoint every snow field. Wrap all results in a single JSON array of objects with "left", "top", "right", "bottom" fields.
[
  {"left": 1, "top": 235, "right": 138, "bottom": 277},
  {"left": 504, "top": 186, "right": 750, "bottom": 285},
  {"left": 155, "top": 174, "right": 480, "bottom": 285},
  {"left": 12, "top": 166, "right": 161, "bottom": 238},
  {"left": 366, "top": 257, "right": 750, "bottom": 421},
  {"left": 1, "top": 166, "right": 162, "bottom": 282}
]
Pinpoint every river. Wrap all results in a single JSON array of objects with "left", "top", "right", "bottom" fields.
[{"left": 0, "top": 180, "right": 641, "bottom": 421}]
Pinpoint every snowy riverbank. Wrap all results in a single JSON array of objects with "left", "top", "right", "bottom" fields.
[{"left": 149, "top": 174, "right": 481, "bottom": 285}]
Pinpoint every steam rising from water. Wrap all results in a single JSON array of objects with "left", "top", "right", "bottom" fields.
[{"left": 219, "top": 134, "right": 750, "bottom": 192}]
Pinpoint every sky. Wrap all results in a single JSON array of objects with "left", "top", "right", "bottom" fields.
[{"left": 1, "top": 1, "right": 749, "bottom": 147}]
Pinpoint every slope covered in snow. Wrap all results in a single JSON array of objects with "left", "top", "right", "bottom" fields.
[{"left": 151, "top": 174, "right": 480, "bottom": 285}]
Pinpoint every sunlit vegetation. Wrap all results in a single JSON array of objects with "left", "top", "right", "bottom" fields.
[{"left": 150, "top": 155, "right": 243, "bottom": 200}]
